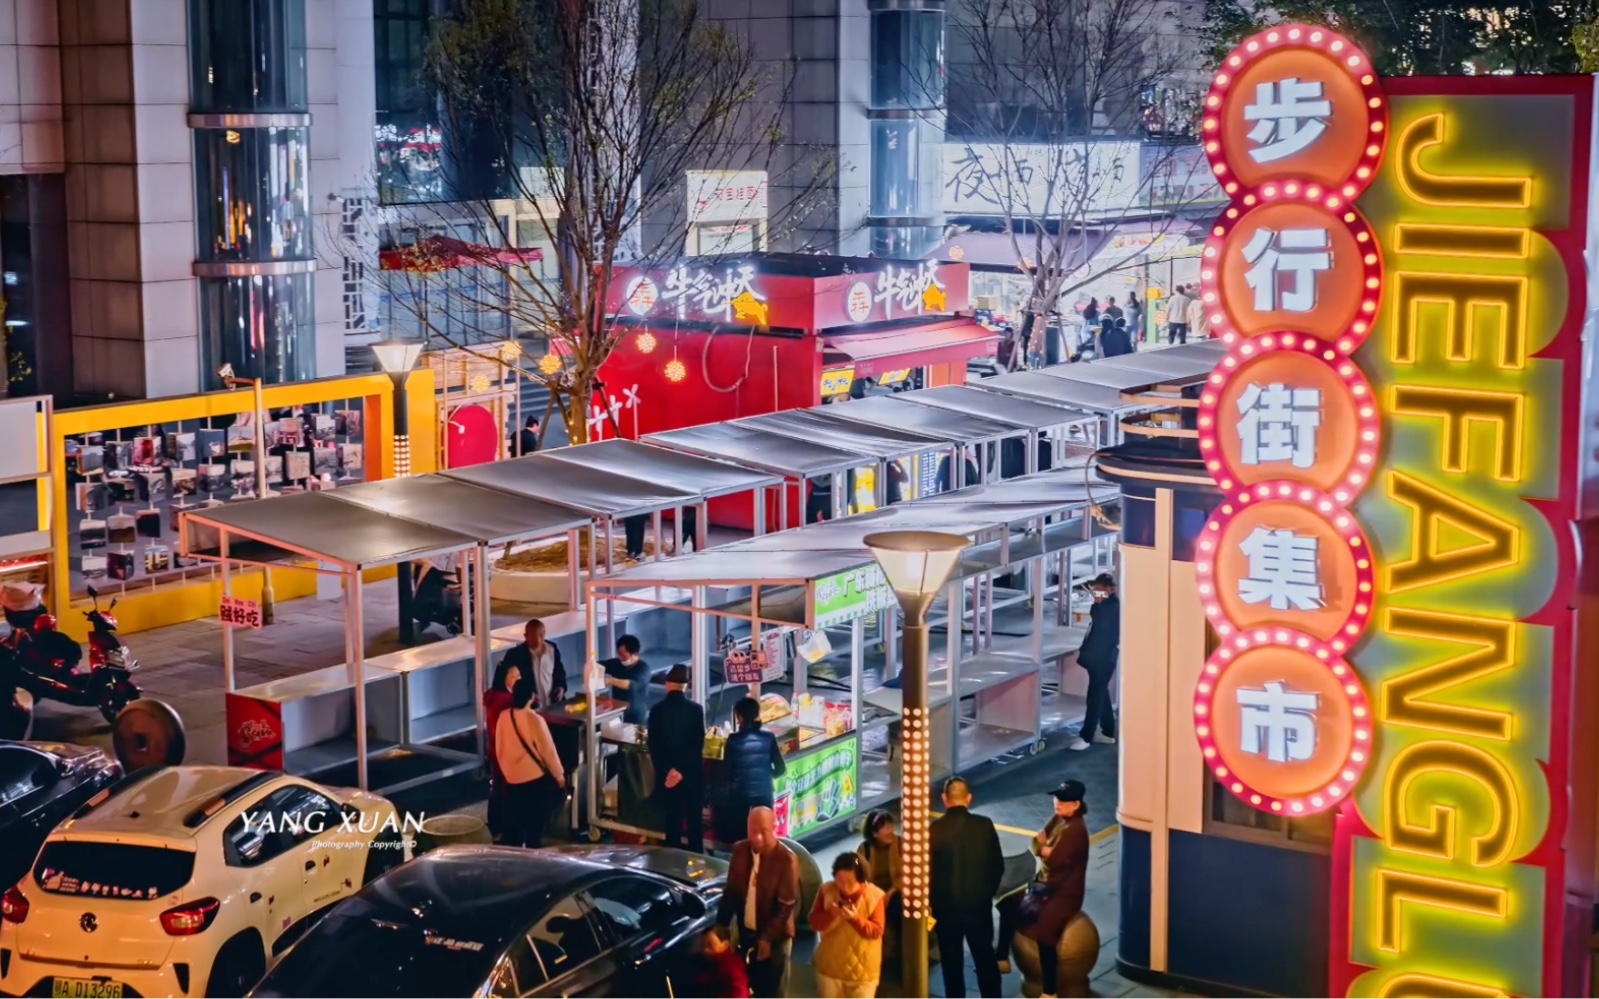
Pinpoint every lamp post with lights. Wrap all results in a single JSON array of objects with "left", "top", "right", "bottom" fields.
[
  {"left": 863, "top": 530, "right": 970, "bottom": 996},
  {"left": 372, "top": 339, "right": 424, "bottom": 641}
]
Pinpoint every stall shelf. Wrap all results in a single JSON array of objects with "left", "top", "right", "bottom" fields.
[{"left": 182, "top": 474, "right": 586, "bottom": 792}]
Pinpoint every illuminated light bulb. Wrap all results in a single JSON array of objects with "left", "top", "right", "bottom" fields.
[
  {"left": 636, "top": 330, "right": 658, "bottom": 354},
  {"left": 1230, "top": 55, "right": 1242, "bottom": 66},
  {"left": 1271, "top": 801, "right": 1283, "bottom": 812},
  {"left": 1203, "top": 747, "right": 1216, "bottom": 759},
  {"left": 1291, "top": 802, "right": 1304, "bottom": 812},
  {"left": 1372, "top": 121, "right": 1385, "bottom": 132},
  {"left": 1267, "top": 31, "right": 1279, "bottom": 41},
  {"left": 1331, "top": 39, "right": 1344, "bottom": 51},
  {"left": 1232, "top": 782, "right": 1244, "bottom": 793},
  {"left": 664, "top": 358, "right": 687, "bottom": 382},
  {"left": 1246, "top": 40, "right": 1259, "bottom": 51},
  {"left": 1250, "top": 794, "right": 1262, "bottom": 805},
  {"left": 1288, "top": 28, "right": 1301, "bottom": 38}
]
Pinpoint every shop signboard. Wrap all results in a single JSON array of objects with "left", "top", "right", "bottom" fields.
[
  {"left": 1197, "top": 24, "right": 1593, "bottom": 997},
  {"left": 225, "top": 693, "right": 284, "bottom": 770},
  {"left": 812, "top": 563, "right": 894, "bottom": 629},
  {"left": 220, "top": 595, "right": 263, "bottom": 630},
  {"left": 687, "top": 170, "right": 769, "bottom": 225},
  {"left": 773, "top": 735, "right": 858, "bottom": 838},
  {"left": 941, "top": 141, "right": 1142, "bottom": 219}
]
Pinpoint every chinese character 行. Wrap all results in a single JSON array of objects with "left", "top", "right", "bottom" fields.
[
  {"left": 1236, "top": 680, "right": 1319, "bottom": 764},
  {"left": 1237, "top": 527, "right": 1324, "bottom": 611},
  {"left": 1236, "top": 382, "right": 1321, "bottom": 469},
  {"left": 1240, "top": 227, "right": 1331, "bottom": 313},
  {"left": 1243, "top": 78, "right": 1332, "bottom": 164}
]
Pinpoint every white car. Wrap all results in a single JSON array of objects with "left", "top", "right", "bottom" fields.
[{"left": 0, "top": 766, "right": 412, "bottom": 998}]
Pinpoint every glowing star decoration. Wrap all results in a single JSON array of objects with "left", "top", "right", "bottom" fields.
[
  {"left": 498, "top": 340, "right": 523, "bottom": 362},
  {"left": 538, "top": 353, "right": 562, "bottom": 376},
  {"left": 664, "top": 357, "right": 687, "bottom": 382},
  {"left": 922, "top": 282, "right": 948, "bottom": 314},
  {"left": 635, "top": 330, "right": 657, "bottom": 354},
  {"left": 1240, "top": 227, "right": 1331, "bottom": 312},
  {"left": 1236, "top": 680, "right": 1319, "bottom": 763},
  {"left": 1238, "top": 527, "right": 1324, "bottom": 611},
  {"left": 731, "top": 290, "right": 769, "bottom": 326},
  {"left": 1236, "top": 382, "right": 1321, "bottom": 468},
  {"left": 1243, "top": 78, "right": 1332, "bottom": 163},
  {"left": 468, "top": 374, "right": 491, "bottom": 394}
]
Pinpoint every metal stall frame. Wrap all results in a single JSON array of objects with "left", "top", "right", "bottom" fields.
[{"left": 581, "top": 547, "right": 883, "bottom": 844}]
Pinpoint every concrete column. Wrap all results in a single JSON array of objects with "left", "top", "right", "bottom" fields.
[{"left": 60, "top": 0, "right": 199, "bottom": 398}]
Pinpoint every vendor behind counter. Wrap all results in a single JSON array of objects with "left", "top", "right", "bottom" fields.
[{"left": 597, "top": 634, "right": 652, "bottom": 724}]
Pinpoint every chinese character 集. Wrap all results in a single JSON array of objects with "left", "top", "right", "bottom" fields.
[
  {"left": 1236, "top": 382, "right": 1321, "bottom": 469},
  {"left": 1240, "top": 227, "right": 1331, "bottom": 313},
  {"left": 1243, "top": 78, "right": 1332, "bottom": 164},
  {"left": 1238, "top": 527, "right": 1323, "bottom": 611},
  {"left": 1236, "top": 680, "right": 1319, "bottom": 763}
]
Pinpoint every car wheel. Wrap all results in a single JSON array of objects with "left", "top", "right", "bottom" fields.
[{"left": 206, "top": 935, "right": 266, "bottom": 998}]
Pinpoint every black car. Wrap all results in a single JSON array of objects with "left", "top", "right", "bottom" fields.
[
  {"left": 249, "top": 845, "right": 728, "bottom": 997},
  {"left": 0, "top": 741, "right": 121, "bottom": 890}
]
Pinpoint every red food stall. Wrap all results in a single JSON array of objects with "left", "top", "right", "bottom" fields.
[{"left": 595, "top": 253, "right": 998, "bottom": 442}]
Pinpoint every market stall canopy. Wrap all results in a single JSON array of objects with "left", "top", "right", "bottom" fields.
[
  {"left": 590, "top": 547, "right": 875, "bottom": 588},
  {"left": 442, "top": 453, "right": 700, "bottom": 519},
  {"left": 181, "top": 490, "right": 477, "bottom": 570},
  {"left": 901, "top": 384, "right": 1097, "bottom": 431},
  {"left": 814, "top": 394, "right": 1018, "bottom": 446},
  {"left": 642, "top": 423, "right": 870, "bottom": 479},
  {"left": 737, "top": 409, "right": 947, "bottom": 460},
  {"left": 1037, "top": 357, "right": 1198, "bottom": 391},
  {"left": 328, "top": 475, "right": 590, "bottom": 546},
  {"left": 913, "top": 467, "right": 1112, "bottom": 504},
  {"left": 1086, "top": 342, "right": 1226, "bottom": 382},
  {"left": 539, "top": 439, "right": 781, "bottom": 498},
  {"left": 821, "top": 318, "right": 999, "bottom": 378},
  {"left": 976, "top": 370, "right": 1156, "bottom": 416}
]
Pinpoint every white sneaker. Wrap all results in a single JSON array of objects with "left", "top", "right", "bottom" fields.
[
  {"left": 1068, "top": 737, "right": 1091, "bottom": 751},
  {"left": 1093, "top": 733, "right": 1117, "bottom": 745}
]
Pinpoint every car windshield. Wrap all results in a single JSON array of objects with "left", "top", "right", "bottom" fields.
[
  {"left": 255, "top": 914, "right": 500, "bottom": 997},
  {"left": 33, "top": 842, "right": 194, "bottom": 900}
]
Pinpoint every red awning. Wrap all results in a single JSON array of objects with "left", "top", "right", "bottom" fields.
[
  {"left": 822, "top": 319, "right": 999, "bottom": 379},
  {"left": 379, "top": 234, "right": 545, "bottom": 272}
]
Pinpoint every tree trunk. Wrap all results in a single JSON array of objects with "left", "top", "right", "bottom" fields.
[{"left": 566, "top": 387, "right": 590, "bottom": 445}]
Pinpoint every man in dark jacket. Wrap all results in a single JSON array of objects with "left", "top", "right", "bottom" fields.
[
  {"left": 930, "top": 776, "right": 1005, "bottom": 998},
  {"left": 648, "top": 664, "right": 706, "bottom": 852},
  {"left": 717, "top": 807, "right": 799, "bottom": 997},
  {"left": 1071, "top": 572, "right": 1121, "bottom": 750}
]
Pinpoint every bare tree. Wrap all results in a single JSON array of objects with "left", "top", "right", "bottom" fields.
[
  {"left": 369, "top": 0, "right": 833, "bottom": 444},
  {"left": 942, "top": 0, "right": 1215, "bottom": 364}
]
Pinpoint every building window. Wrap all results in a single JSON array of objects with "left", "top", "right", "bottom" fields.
[
  {"left": 199, "top": 273, "right": 316, "bottom": 387},
  {"left": 375, "top": 0, "right": 446, "bottom": 203},
  {"left": 189, "top": 0, "right": 309, "bottom": 114},
  {"left": 193, "top": 128, "right": 313, "bottom": 264},
  {"left": 871, "top": 9, "right": 944, "bottom": 111}
]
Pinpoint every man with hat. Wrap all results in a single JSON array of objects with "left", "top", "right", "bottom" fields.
[
  {"left": 1070, "top": 572, "right": 1121, "bottom": 751},
  {"left": 648, "top": 663, "right": 706, "bottom": 852}
]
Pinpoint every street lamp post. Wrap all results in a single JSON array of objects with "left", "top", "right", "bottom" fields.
[
  {"left": 218, "top": 364, "right": 275, "bottom": 624},
  {"left": 863, "top": 530, "right": 970, "bottom": 998},
  {"left": 373, "top": 339, "right": 425, "bottom": 642}
]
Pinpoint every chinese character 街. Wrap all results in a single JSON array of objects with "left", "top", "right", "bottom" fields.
[
  {"left": 1238, "top": 527, "right": 1324, "bottom": 611},
  {"left": 1236, "top": 680, "right": 1319, "bottom": 763},
  {"left": 1240, "top": 227, "right": 1331, "bottom": 313},
  {"left": 1243, "top": 78, "right": 1332, "bottom": 164},
  {"left": 1236, "top": 382, "right": 1322, "bottom": 469}
]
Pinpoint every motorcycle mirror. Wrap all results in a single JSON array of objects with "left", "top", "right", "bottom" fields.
[
  {"left": 109, "top": 598, "right": 118, "bottom": 611},
  {"left": 87, "top": 585, "right": 98, "bottom": 599}
]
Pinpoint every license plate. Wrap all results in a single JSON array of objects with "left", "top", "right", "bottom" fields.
[{"left": 51, "top": 978, "right": 123, "bottom": 998}]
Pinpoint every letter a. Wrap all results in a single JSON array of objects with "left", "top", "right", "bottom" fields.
[{"left": 1386, "top": 472, "right": 1518, "bottom": 592}]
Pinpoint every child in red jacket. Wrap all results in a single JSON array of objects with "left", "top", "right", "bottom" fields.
[{"left": 685, "top": 927, "right": 748, "bottom": 997}]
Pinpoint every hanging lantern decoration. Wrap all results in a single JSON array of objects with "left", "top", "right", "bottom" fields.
[
  {"left": 498, "top": 340, "right": 524, "bottom": 362},
  {"left": 664, "top": 357, "right": 687, "bottom": 382},
  {"left": 538, "top": 353, "right": 562, "bottom": 375},
  {"left": 468, "top": 373, "right": 492, "bottom": 394},
  {"left": 636, "top": 330, "right": 658, "bottom": 354}
]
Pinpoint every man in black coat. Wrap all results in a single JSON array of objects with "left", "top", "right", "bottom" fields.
[
  {"left": 930, "top": 776, "right": 1005, "bottom": 998},
  {"left": 1071, "top": 572, "right": 1122, "bottom": 750},
  {"left": 648, "top": 664, "right": 706, "bottom": 852}
]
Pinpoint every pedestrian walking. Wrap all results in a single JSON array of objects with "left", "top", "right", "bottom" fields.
[
  {"left": 811, "top": 852, "right": 888, "bottom": 998},
  {"left": 515, "top": 415, "right": 540, "bottom": 455},
  {"left": 715, "top": 696, "right": 787, "bottom": 843},
  {"left": 1165, "top": 285, "right": 1191, "bottom": 344},
  {"left": 1007, "top": 782, "right": 1091, "bottom": 999},
  {"left": 857, "top": 810, "right": 904, "bottom": 960},
  {"left": 1126, "top": 293, "right": 1143, "bottom": 343},
  {"left": 649, "top": 664, "right": 706, "bottom": 852},
  {"left": 1102, "top": 295, "right": 1123, "bottom": 324},
  {"left": 493, "top": 676, "right": 566, "bottom": 847},
  {"left": 1081, "top": 297, "right": 1099, "bottom": 333},
  {"left": 499, "top": 618, "right": 566, "bottom": 708},
  {"left": 930, "top": 776, "right": 1006, "bottom": 998},
  {"left": 482, "top": 656, "right": 521, "bottom": 839},
  {"left": 1070, "top": 573, "right": 1120, "bottom": 751},
  {"left": 717, "top": 807, "right": 800, "bottom": 998},
  {"left": 1188, "top": 293, "right": 1211, "bottom": 340}
]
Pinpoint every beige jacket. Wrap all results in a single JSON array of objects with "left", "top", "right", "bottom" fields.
[
  {"left": 494, "top": 707, "right": 564, "bottom": 785},
  {"left": 811, "top": 881, "right": 887, "bottom": 985}
]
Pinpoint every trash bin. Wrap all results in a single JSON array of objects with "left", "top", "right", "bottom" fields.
[{"left": 415, "top": 814, "right": 492, "bottom": 855}]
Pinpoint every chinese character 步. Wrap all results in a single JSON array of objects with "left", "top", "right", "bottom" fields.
[
  {"left": 1237, "top": 527, "right": 1324, "bottom": 611},
  {"left": 1236, "top": 680, "right": 1320, "bottom": 763},
  {"left": 1242, "top": 78, "right": 1333, "bottom": 164},
  {"left": 1240, "top": 227, "right": 1331, "bottom": 313},
  {"left": 1236, "top": 382, "right": 1322, "bottom": 469}
]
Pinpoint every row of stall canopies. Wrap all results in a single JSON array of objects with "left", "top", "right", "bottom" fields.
[{"left": 179, "top": 340, "right": 1225, "bottom": 789}]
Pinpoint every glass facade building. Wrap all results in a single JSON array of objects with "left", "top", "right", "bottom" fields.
[
  {"left": 188, "top": 0, "right": 316, "bottom": 386},
  {"left": 868, "top": 0, "right": 946, "bottom": 258}
]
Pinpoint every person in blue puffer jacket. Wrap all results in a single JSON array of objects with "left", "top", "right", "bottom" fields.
[{"left": 715, "top": 696, "right": 787, "bottom": 844}]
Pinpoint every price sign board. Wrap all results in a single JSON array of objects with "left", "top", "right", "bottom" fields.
[{"left": 219, "top": 595, "right": 262, "bottom": 630}]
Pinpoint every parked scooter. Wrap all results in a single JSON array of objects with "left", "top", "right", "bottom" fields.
[{"left": 0, "top": 583, "right": 141, "bottom": 724}]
